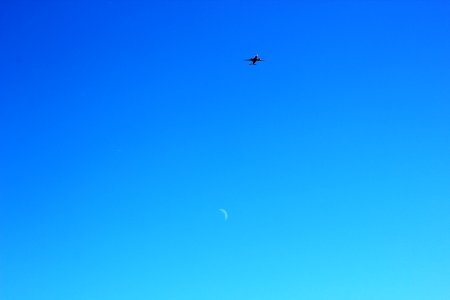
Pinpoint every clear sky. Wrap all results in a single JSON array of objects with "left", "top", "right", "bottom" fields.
[{"left": 1, "top": 1, "right": 450, "bottom": 299}]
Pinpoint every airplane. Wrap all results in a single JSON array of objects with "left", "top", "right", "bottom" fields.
[{"left": 245, "top": 54, "right": 264, "bottom": 65}]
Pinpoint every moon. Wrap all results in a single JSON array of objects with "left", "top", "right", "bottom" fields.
[{"left": 219, "top": 208, "right": 228, "bottom": 221}]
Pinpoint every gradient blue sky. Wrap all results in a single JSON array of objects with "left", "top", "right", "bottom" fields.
[{"left": 1, "top": 1, "right": 450, "bottom": 299}]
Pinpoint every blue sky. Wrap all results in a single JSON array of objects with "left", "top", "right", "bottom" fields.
[{"left": 1, "top": 1, "right": 450, "bottom": 299}]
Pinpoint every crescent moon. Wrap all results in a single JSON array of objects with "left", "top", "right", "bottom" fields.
[{"left": 219, "top": 208, "right": 228, "bottom": 221}]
